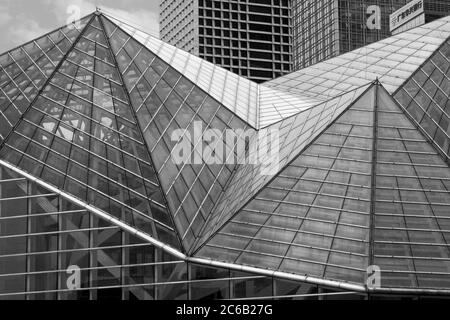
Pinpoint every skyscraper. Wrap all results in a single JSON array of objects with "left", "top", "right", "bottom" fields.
[
  {"left": 293, "top": 0, "right": 409, "bottom": 70},
  {"left": 292, "top": 0, "right": 450, "bottom": 70},
  {"left": 160, "top": 0, "right": 292, "bottom": 83},
  {"left": 1, "top": 9, "right": 450, "bottom": 300}
]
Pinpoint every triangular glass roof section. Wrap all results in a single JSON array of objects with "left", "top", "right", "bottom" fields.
[
  {"left": 195, "top": 83, "right": 450, "bottom": 291},
  {"left": 100, "top": 14, "right": 256, "bottom": 251},
  {"left": 0, "top": 15, "right": 92, "bottom": 144},
  {"left": 0, "top": 15, "right": 183, "bottom": 252},
  {"left": 101, "top": 14, "right": 259, "bottom": 129},
  {"left": 195, "top": 83, "right": 372, "bottom": 252},
  {"left": 98, "top": 13, "right": 372, "bottom": 129},
  {"left": 195, "top": 84, "right": 377, "bottom": 284},
  {"left": 258, "top": 84, "right": 321, "bottom": 128},
  {"left": 394, "top": 35, "right": 450, "bottom": 162},
  {"left": 373, "top": 85, "right": 450, "bottom": 290},
  {"left": 265, "top": 16, "right": 450, "bottom": 101}
]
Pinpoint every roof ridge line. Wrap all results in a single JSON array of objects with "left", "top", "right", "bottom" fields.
[
  {"left": 98, "top": 15, "right": 187, "bottom": 253},
  {"left": 265, "top": 16, "right": 450, "bottom": 87},
  {"left": 0, "top": 14, "right": 95, "bottom": 151},
  {"left": 104, "top": 13, "right": 259, "bottom": 130},
  {"left": 368, "top": 81, "right": 380, "bottom": 276},
  {"left": 192, "top": 83, "right": 379, "bottom": 255},
  {"left": 258, "top": 81, "right": 375, "bottom": 129},
  {"left": 0, "top": 159, "right": 370, "bottom": 292},
  {"left": 0, "top": 159, "right": 186, "bottom": 260},
  {"left": 0, "top": 158, "right": 372, "bottom": 291},
  {"left": 0, "top": 13, "right": 94, "bottom": 58},
  {"left": 100, "top": 10, "right": 160, "bottom": 39}
]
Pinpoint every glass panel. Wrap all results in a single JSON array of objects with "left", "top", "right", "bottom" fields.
[{"left": 0, "top": 16, "right": 181, "bottom": 253}]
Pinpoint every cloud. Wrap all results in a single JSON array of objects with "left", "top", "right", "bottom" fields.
[
  {"left": 0, "top": 3, "right": 49, "bottom": 53},
  {"left": 10, "top": 20, "right": 49, "bottom": 46},
  {"left": 46, "top": 0, "right": 159, "bottom": 37},
  {"left": 100, "top": 7, "right": 159, "bottom": 37},
  {"left": 0, "top": 7, "right": 13, "bottom": 27},
  {"left": 44, "top": 0, "right": 96, "bottom": 23},
  {"left": 0, "top": 0, "right": 160, "bottom": 54}
]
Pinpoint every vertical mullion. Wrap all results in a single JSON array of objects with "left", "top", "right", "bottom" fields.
[
  {"left": 89, "top": 212, "right": 96, "bottom": 300},
  {"left": 228, "top": 269, "right": 231, "bottom": 300},
  {"left": 187, "top": 262, "right": 191, "bottom": 300},
  {"left": 121, "top": 230, "right": 128, "bottom": 300},
  {"left": 25, "top": 180, "right": 32, "bottom": 299},
  {"left": 57, "top": 196, "right": 62, "bottom": 300},
  {"left": 154, "top": 248, "right": 159, "bottom": 299},
  {"left": 368, "top": 81, "right": 379, "bottom": 269}
]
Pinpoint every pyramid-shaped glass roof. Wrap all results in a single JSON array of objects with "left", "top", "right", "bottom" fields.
[
  {"left": 1, "top": 10, "right": 450, "bottom": 295},
  {"left": 0, "top": 15, "right": 91, "bottom": 144},
  {"left": 0, "top": 14, "right": 182, "bottom": 251},
  {"left": 196, "top": 83, "right": 450, "bottom": 290}
]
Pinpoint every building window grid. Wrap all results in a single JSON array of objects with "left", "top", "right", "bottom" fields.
[
  {"left": 161, "top": 0, "right": 292, "bottom": 82},
  {"left": 0, "top": 165, "right": 369, "bottom": 300},
  {"left": 292, "top": 0, "right": 416, "bottom": 70}
]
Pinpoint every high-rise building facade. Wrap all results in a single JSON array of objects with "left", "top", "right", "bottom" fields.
[
  {"left": 160, "top": 0, "right": 198, "bottom": 55},
  {"left": 2, "top": 10, "right": 450, "bottom": 300},
  {"left": 160, "top": 0, "right": 292, "bottom": 83},
  {"left": 293, "top": 0, "right": 409, "bottom": 70},
  {"left": 292, "top": 0, "right": 450, "bottom": 70}
]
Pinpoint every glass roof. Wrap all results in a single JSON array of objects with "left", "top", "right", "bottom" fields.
[
  {"left": 102, "top": 13, "right": 340, "bottom": 129},
  {"left": 103, "top": 14, "right": 260, "bottom": 128},
  {"left": 197, "top": 84, "right": 450, "bottom": 290},
  {"left": 0, "top": 161, "right": 164, "bottom": 299},
  {"left": 197, "top": 84, "right": 372, "bottom": 248},
  {"left": 0, "top": 15, "right": 91, "bottom": 144},
  {"left": 0, "top": 10, "right": 449, "bottom": 293},
  {"left": 374, "top": 86, "right": 450, "bottom": 290},
  {"left": 394, "top": 37, "right": 450, "bottom": 162},
  {"left": 100, "top": 15, "right": 255, "bottom": 251},
  {"left": 258, "top": 85, "right": 321, "bottom": 128},
  {"left": 98, "top": 15, "right": 450, "bottom": 129},
  {"left": 265, "top": 16, "right": 450, "bottom": 102},
  {"left": 196, "top": 85, "right": 376, "bottom": 284},
  {"left": 0, "top": 15, "right": 182, "bottom": 251}
]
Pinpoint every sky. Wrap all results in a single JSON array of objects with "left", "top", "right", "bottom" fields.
[{"left": 0, "top": 0, "right": 160, "bottom": 53}]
